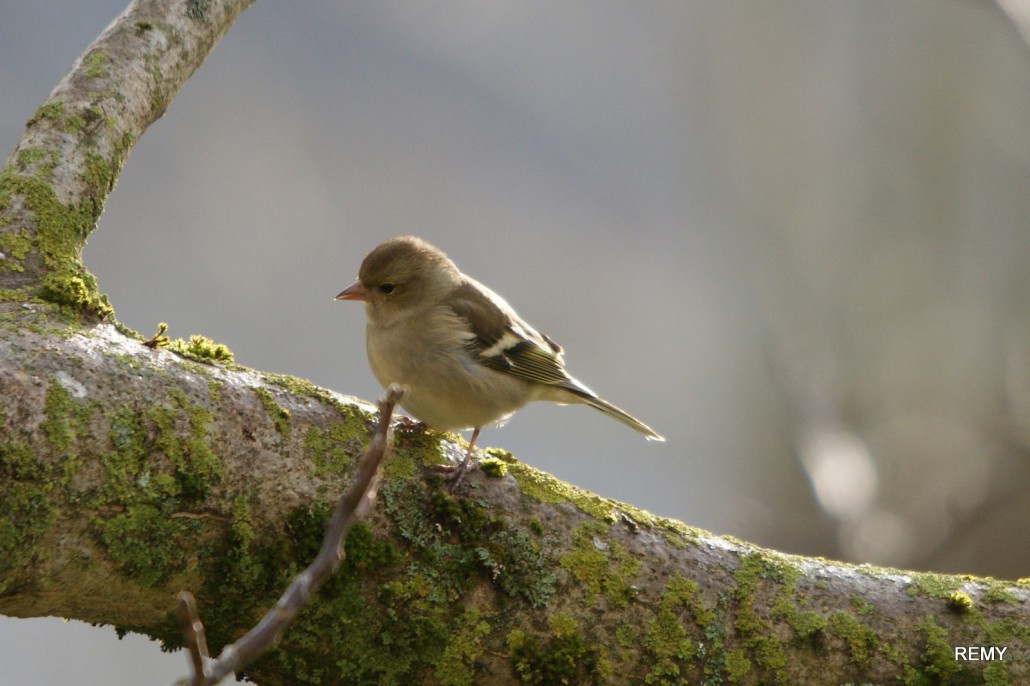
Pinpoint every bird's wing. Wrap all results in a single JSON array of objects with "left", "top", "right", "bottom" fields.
[
  {"left": 446, "top": 279, "right": 587, "bottom": 393},
  {"left": 446, "top": 278, "right": 665, "bottom": 441}
]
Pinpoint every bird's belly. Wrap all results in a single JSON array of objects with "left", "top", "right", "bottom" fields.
[{"left": 367, "top": 327, "right": 531, "bottom": 431}]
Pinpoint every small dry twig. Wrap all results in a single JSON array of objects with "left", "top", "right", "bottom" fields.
[
  {"left": 171, "top": 384, "right": 405, "bottom": 686},
  {"left": 143, "top": 322, "right": 170, "bottom": 349}
]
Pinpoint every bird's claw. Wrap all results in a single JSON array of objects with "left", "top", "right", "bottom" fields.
[
  {"left": 430, "top": 454, "right": 477, "bottom": 492},
  {"left": 395, "top": 417, "right": 428, "bottom": 433}
]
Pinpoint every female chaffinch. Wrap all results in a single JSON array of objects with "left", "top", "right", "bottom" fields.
[{"left": 337, "top": 236, "right": 663, "bottom": 477}]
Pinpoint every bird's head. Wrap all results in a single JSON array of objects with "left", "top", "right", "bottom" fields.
[{"left": 336, "top": 235, "right": 461, "bottom": 324}]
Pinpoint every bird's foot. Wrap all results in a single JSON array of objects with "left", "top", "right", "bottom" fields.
[
  {"left": 447, "top": 456, "right": 476, "bottom": 492},
  {"left": 426, "top": 427, "right": 481, "bottom": 492},
  {"left": 429, "top": 450, "right": 478, "bottom": 492},
  {"left": 395, "top": 417, "right": 428, "bottom": 433}
]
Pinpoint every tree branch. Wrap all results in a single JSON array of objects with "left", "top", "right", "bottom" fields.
[
  {"left": 173, "top": 385, "right": 403, "bottom": 686},
  {"left": 2, "top": 2, "right": 1029, "bottom": 685},
  {"left": 1, "top": 0, "right": 253, "bottom": 316},
  {"left": 177, "top": 591, "right": 210, "bottom": 683},
  {"left": 1, "top": 322, "right": 1027, "bottom": 685}
]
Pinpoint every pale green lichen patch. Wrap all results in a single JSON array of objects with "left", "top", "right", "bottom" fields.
[
  {"left": 42, "top": 379, "right": 86, "bottom": 452},
  {"left": 84, "top": 51, "right": 110, "bottom": 79},
  {"left": 96, "top": 387, "right": 223, "bottom": 522},
  {"left": 849, "top": 593, "right": 874, "bottom": 615},
  {"left": 261, "top": 372, "right": 379, "bottom": 433},
  {"left": 0, "top": 227, "right": 32, "bottom": 273},
  {"left": 13, "top": 147, "right": 58, "bottom": 182},
  {"left": 559, "top": 521, "right": 640, "bottom": 609},
  {"left": 385, "top": 426, "right": 449, "bottom": 480},
  {"left": 82, "top": 151, "right": 114, "bottom": 203},
  {"left": 147, "top": 389, "right": 222, "bottom": 501},
  {"left": 982, "top": 661, "right": 1010, "bottom": 686},
  {"left": 775, "top": 601, "right": 825, "bottom": 641},
  {"left": 500, "top": 453, "right": 701, "bottom": 547},
  {"left": 263, "top": 372, "right": 334, "bottom": 400},
  {"left": 982, "top": 586, "right": 1019, "bottom": 606},
  {"left": 382, "top": 477, "right": 556, "bottom": 608},
  {"left": 206, "top": 378, "right": 223, "bottom": 402},
  {"left": 186, "top": 0, "right": 210, "bottom": 21},
  {"left": 911, "top": 616, "right": 963, "bottom": 684},
  {"left": 723, "top": 647, "right": 751, "bottom": 683},
  {"left": 767, "top": 562, "right": 826, "bottom": 641},
  {"left": 506, "top": 458, "right": 615, "bottom": 521},
  {"left": 26, "top": 100, "right": 66, "bottom": 128},
  {"left": 99, "top": 504, "right": 199, "bottom": 588},
  {"left": 507, "top": 612, "right": 608, "bottom": 685},
  {"left": 827, "top": 611, "right": 878, "bottom": 665},
  {"left": 433, "top": 607, "right": 492, "bottom": 686},
  {"left": 38, "top": 380, "right": 88, "bottom": 491},
  {"left": 979, "top": 620, "right": 1027, "bottom": 686},
  {"left": 302, "top": 407, "right": 367, "bottom": 477},
  {"left": 15, "top": 147, "right": 47, "bottom": 168},
  {"left": 729, "top": 552, "right": 797, "bottom": 683},
  {"left": 205, "top": 484, "right": 558, "bottom": 685},
  {"left": 0, "top": 441, "right": 60, "bottom": 593},
  {"left": 303, "top": 426, "right": 347, "bottom": 475},
  {"left": 615, "top": 621, "right": 639, "bottom": 649},
  {"left": 254, "top": 386, "right": 290, "bottom": 436},
  {"left": 906, "top": 571, "right": 963, "bottom": 600},
  {"left": 4, "top": 378, "right": 225, "bottom": 593},
  {"left": 0, "top": 170, "right": 112, "bottom": 319},
  {"left": 904, "top": 571, "right": 1019, "bottom": 626},
  {"left": 641, "top": 574, "right": 710, "bottom": 684}
]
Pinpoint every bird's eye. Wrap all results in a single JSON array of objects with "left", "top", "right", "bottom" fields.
[{"left": 379, "top": 283, "right": 396, "bottom": 294}]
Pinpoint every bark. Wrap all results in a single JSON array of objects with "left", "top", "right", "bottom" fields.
[
  {"left": 1, "top": 2, "right": 1029, "bottom": 685},
  {"left": 1, "top": 0, "right": 253, "bottom": 313}
]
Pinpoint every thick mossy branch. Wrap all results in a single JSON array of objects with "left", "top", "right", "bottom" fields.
[
  {"left": 0, "top": 0, "right": 254, "bottom": 317},
  {"left": 2, "top": 2, "right": 1029, "bottom": 685},
  {"left": 174, "top": 386, "right": 403, "bottom": 686},
  {"left": 0, "top": 319, "right": 1028, "bottom": 686}
]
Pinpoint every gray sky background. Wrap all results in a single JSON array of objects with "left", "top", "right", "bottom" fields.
[{"left": 3, "top": 2, "right": 1030, "bottom": 683}]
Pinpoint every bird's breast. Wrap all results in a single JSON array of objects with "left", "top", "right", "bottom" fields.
[{"left": 365, "top": 315, "right": 532, "bottom": 431}]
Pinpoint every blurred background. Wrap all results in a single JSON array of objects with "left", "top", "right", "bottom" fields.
[{"left": 3, "top": 1, "right": 1030, "bottom": 683}]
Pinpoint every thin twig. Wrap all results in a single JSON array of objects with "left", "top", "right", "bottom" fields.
[
  {"left": 177, "top": 591, "right": 209, "bottom": 681},
  {"left": 172, "top": 384, "right": 404, "bottom": 686}
]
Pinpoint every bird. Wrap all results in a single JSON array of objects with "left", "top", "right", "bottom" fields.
[{"left": 336, "top": 235, "right": 663, "bottom": 480}]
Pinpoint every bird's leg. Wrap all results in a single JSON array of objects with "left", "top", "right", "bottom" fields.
[{"left": 433, "top": 427, "right": 480, "bottom": 491}]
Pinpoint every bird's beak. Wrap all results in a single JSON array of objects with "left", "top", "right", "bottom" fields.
[{"left": 335, "top": 280, "right": 367, "bottom": 302}]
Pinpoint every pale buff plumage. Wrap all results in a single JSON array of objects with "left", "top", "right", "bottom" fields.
[{"left": 336, "top": 236, "right": 662, "bottom": 473}]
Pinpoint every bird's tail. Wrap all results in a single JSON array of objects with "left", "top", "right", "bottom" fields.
[{"left": 576, "top": 392, "right": 665, "bottom": 442}]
